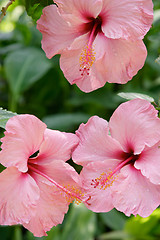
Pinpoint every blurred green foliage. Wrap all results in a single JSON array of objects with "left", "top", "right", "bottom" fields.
[{"left": 0, "top": 0, "right": 160, "bottom": 239}]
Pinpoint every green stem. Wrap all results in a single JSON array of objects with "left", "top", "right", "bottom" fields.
[
  {"left": 9, "top": 93, "right": 18, "bottom": 112},
  {"left": 12, "top": 225, "right": 22, "bottom": 240}
]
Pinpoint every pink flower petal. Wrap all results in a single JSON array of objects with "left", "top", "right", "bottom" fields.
[
  {"left": 54, "top": 0, "right": 76, "bottom": 14},
  {"left": 55, "top": 0, "right": 102, "bottom": 20},
  {"left": 24, "top": 162, "right": 84, "bottom": 237},
  {"left": 134, "top": 143, "right": 160, "bottom": 185},
  {"left": 94, "top": 33, "right": 147, "bottom": 84},
  {"left": 72, "top": 0, "right": 102, "bottom": 20},
  {"left": 31, "top": 129, "right": 78, "bottom": 165},
  {"left": 60, "top": 46, "right": 106, "bottom": 92},
  {"left": 60, "top": 34, "right": 92, "bottom": 81},
  {"left": 0, "top": 115, "right": 46, "bottom": 172},
  {"left": 112, "top": 165, "right": 160, "bottom": 217},
  {"left": 0, "top": 167, "right": 39, "bottom": 225},
  {"left": 72, "top": 116, "right": 124, "bottom": 166},
  {"left": 101, "top": 0, "right": 153, "bottom": 40},
  {"left": 37, "top": 5, "right": 80, "bottom": 59},
  {"left": 23, "top": 175, "right": 69, "bottom": 237},
  {"left": 80, "top": 160, "right": 120, "bottom": 212},
  {"left": 30, "top": 160, "right": 82, "bottom": 190},
  {"left": 109, "top": 99, "right": 160, "bottom": 154}
]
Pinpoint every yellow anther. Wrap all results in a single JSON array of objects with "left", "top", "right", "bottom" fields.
[
  {"left": 91, "top": 171, "right": 117, "bottom": 190},
  {"left": 79, "top": 45, "right": 96, "bottom": 76},
  {"left": 63, "top": 184, "right": 84, "bottom": 205}
]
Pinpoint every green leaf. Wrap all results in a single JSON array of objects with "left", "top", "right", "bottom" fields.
[
  {"left": 25, "top": 3, "right": 43, "bottom": 21},
  {"left": 155, "top": 56, "right": 160, "bottom": 65},
  {"left": 25, "top": 0, "right": 54, "bottom": 21},
  {"left": 4, "top": 47, "right": 52, "bottom": 96},
  {"left": 43, "top": 113, "right": 90, "bottom": 132},
  {"left": 99, "top": 209, "right": 127, "bottom": 231},
  {"left": 0, "top": 108, "right": 17, "bottom": 129},
  {"left": 61, "top": 203, "right": 96, "bottom": 240},
  {"left": 98, "top": 231, "right": 130, "bottom": 240},
  {"left": 118, "top": 92, "right": 154, "bottom": 103},
  {"left": 125, "top": 209, "right": 160, "bottom": 240},
  {"left": 45, "top": 226, "right": 61, "bottom": 240}
]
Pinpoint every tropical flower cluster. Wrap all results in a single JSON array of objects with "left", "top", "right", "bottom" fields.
[{"left": 1, "top": 0, "right": 160, "bottom": 238}]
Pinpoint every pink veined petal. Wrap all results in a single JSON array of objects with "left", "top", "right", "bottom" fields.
[
  {"left": 31, "top": 129, "right": 78, "bottom": 165},
  {"left": 37, "top": 5, "right": 80, "bottom": 59},
  {"left": 0, "top": 167, "right": 39, "bottom": 225},
  {"left": 109, "top": 99, "right": 160, "bottom": 154},
  {"left": 54, "top": 0, "right": 76, "bottom": 14},
  {"left": 72, "top": 116, "right": 124, "bottom": 166},
  {"left": 80, "top": 160, "right": 120, "bottom": 212},
  {"left": 134, "top": 142, "right": 160, "bottom": 185},
  {"left": 60, "top": 41, "right": 107, "bottom": 92},
  {"left": 72, "top": 0, "right": 102, "bottom": 20},
  {"left": 0, "top": 115, "right": 46, "bottom": 172},
  {"left": 101, "top": 0, "right": 153, "bottom": 40},
  {"left": 23, "top": 173, "right": 69, "bottom": 237},
  {"left": 112, "top": 165, "right": 160, "bottom": 217},
  {"left": 93, "top": 33, "right": 147, "bottom": 84},
  {"left": 55, "top": 0, "right": 102, "bottom": 20},
  {"left": 29, "top": 160, "right": 83, "bottom": 191},
  {"left": 24, "top": 161, "right": 85, "bottom": 237},
  {"left": 60, "top": 33, "right": 109, "bottom": 92},
  {"left": 60, "top": 33, "right": 90, "bottom": 88}
]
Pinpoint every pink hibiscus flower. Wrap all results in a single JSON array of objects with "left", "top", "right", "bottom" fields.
[
  {"left": 0, "top": 114, "right": 87, "bottom": 237},
  {"left": 72, "top": 99, "right": 160, "bottom": 217},
  {"left": 37, "top": 0, "right": 153, "bottom": 92}
]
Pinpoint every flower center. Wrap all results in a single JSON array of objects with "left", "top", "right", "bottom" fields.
[
  {"left": 79, "top": 17, "right": 102, "bottom": 76},
  {"left": 91, "top": 154, "right": 139, "bottom": 190}
]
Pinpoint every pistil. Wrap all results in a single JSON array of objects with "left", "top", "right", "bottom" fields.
[
  {"left": 29, "top": 164, "right": 88, "bottom": 204},
  {"left": 92, "top": 155, "right": 135, "bottom": 190},
  {"left": 79, "top": 22, "right": 98, "bottom": 76}
]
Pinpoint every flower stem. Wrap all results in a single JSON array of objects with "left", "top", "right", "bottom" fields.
[{"left": 0, "top": 0, "right": 15, "bottom": 23}]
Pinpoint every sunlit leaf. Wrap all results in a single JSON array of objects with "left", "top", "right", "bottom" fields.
[
  {"left": 125, "top": 209, "right": 160, "bottom": 240},
  {"left": 153, "top": 9, "right": 160, "bottom": 24},
  {"left": 118, "top": 92, "right": 154, "bottom": 103},
  {"left": 0, "top": 108, "right": 17, "bottom": 129}
]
